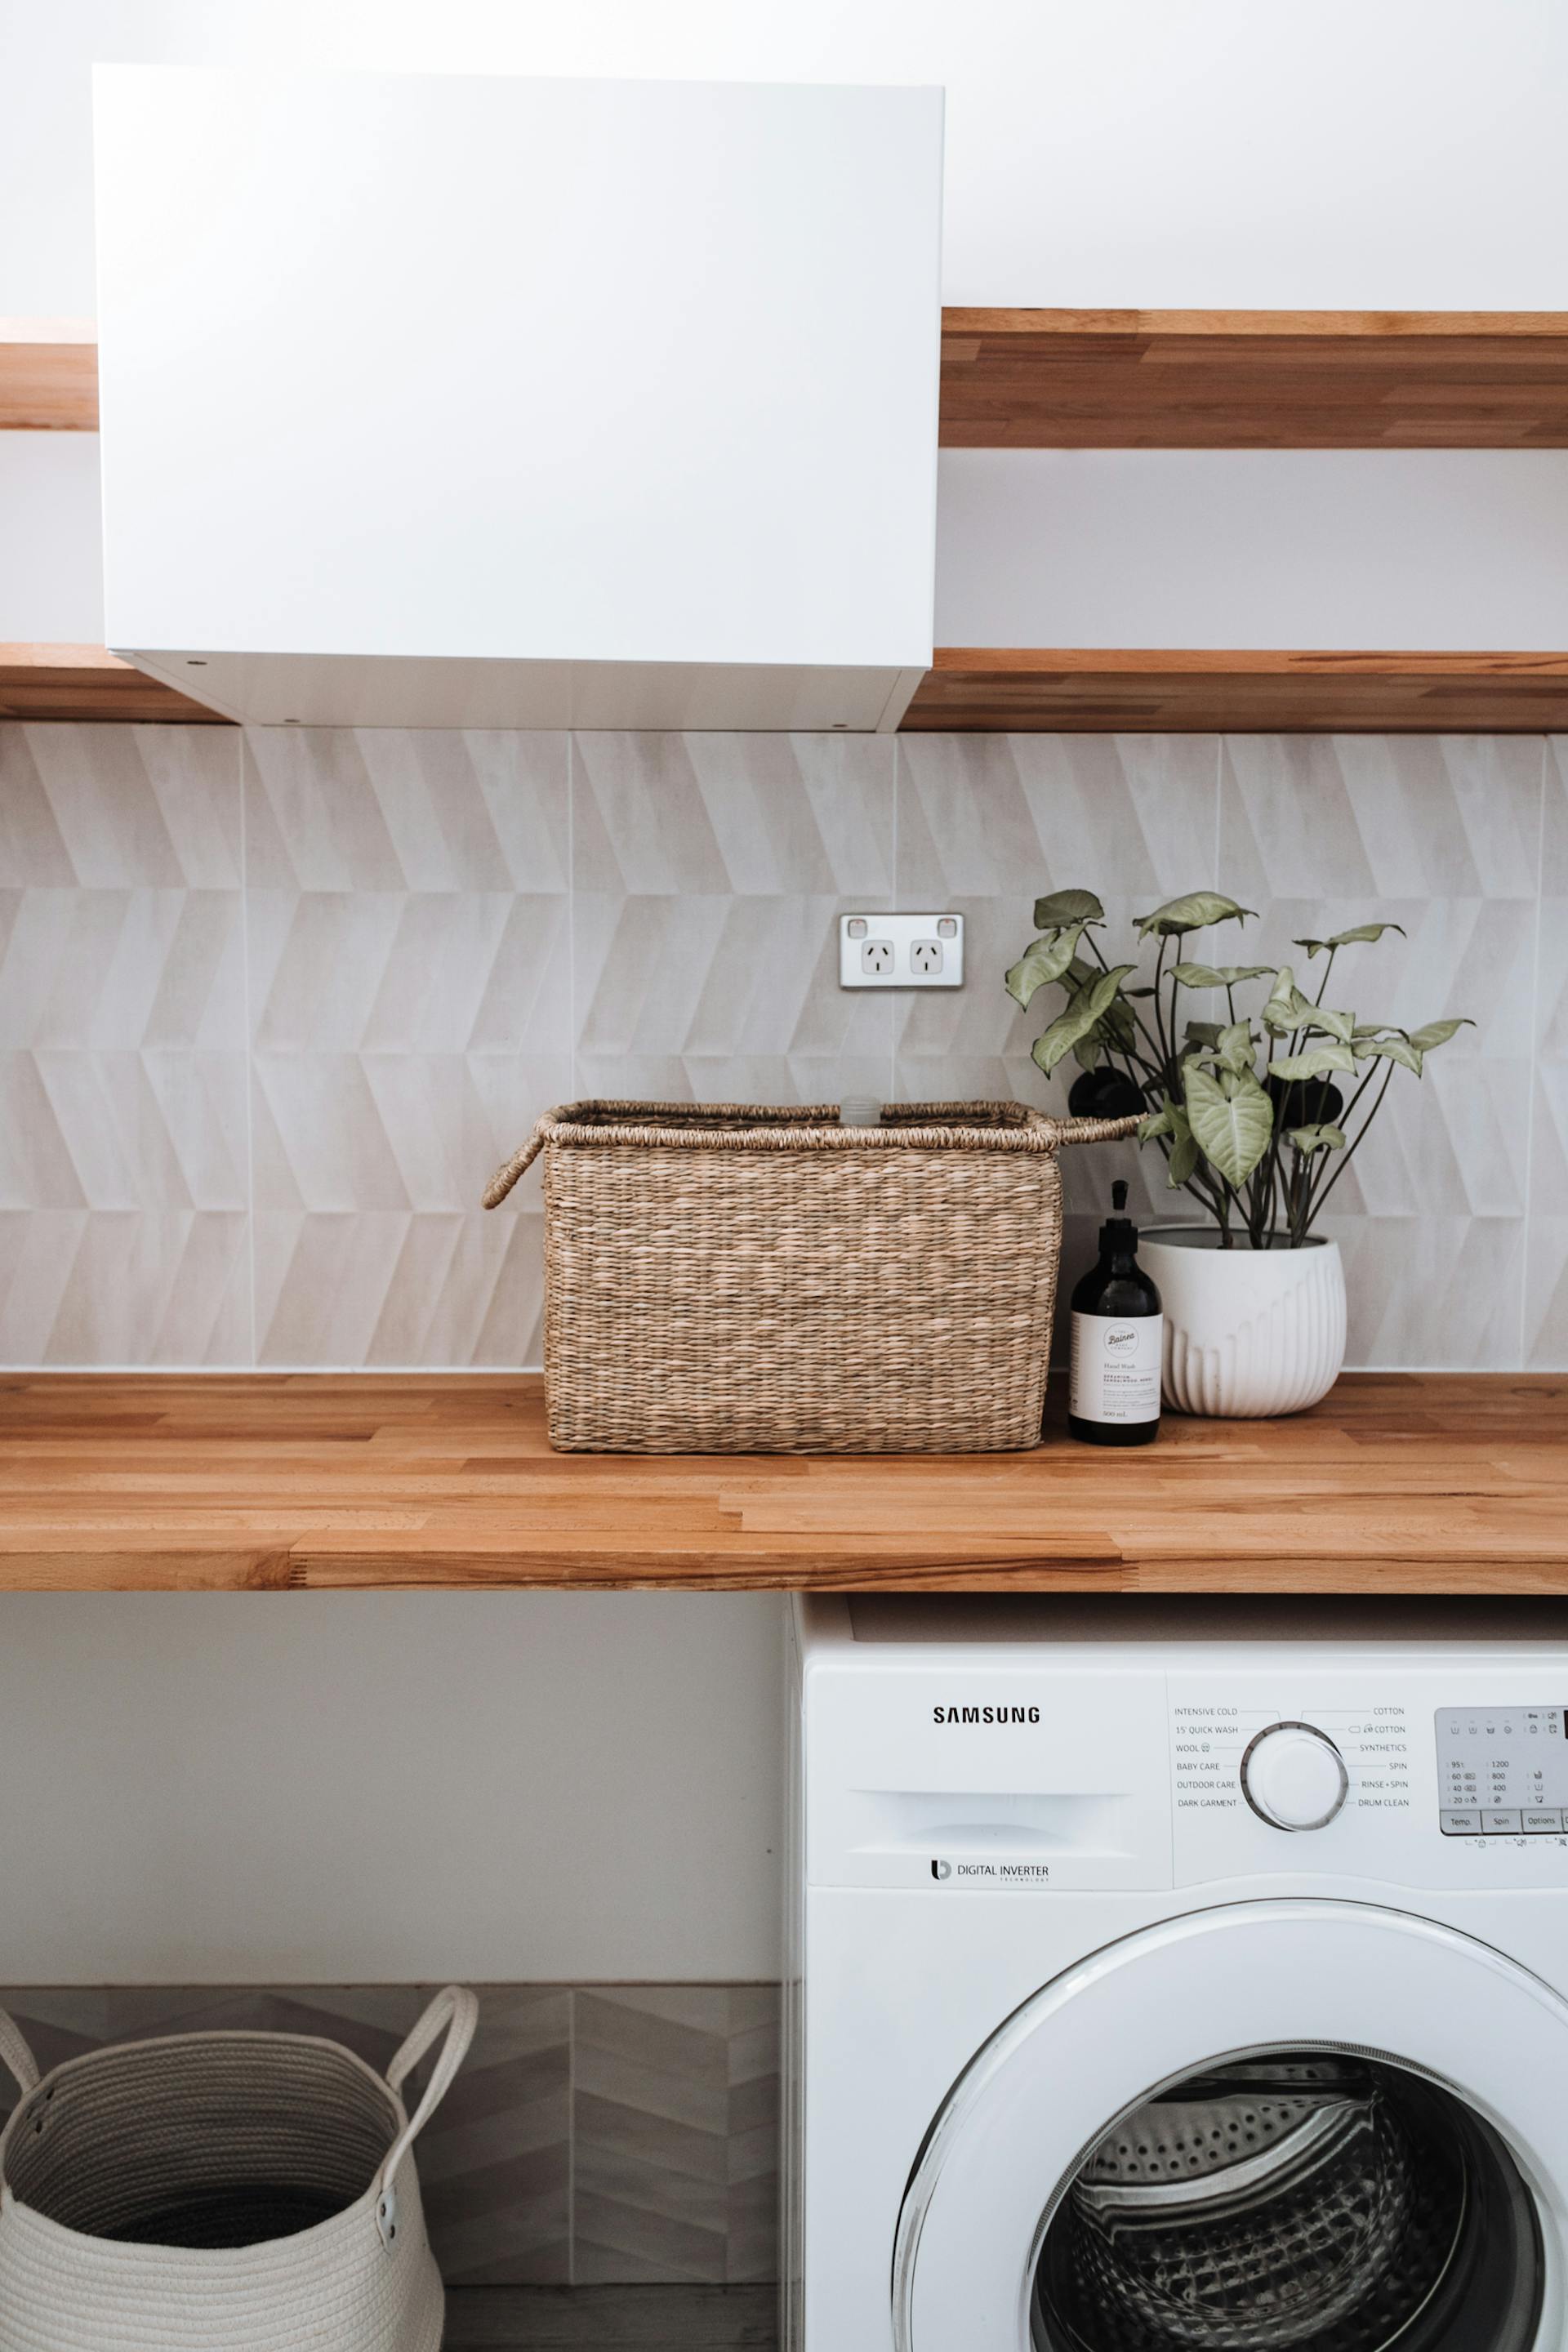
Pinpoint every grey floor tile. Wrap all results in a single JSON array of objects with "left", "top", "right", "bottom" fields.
[{"left": 444, "top": 2284, "right": 777, "bottom": 2347}]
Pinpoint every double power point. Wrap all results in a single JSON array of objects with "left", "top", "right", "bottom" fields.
[{"left": 839, "top": 913, "right": 965, "bottom": 989}]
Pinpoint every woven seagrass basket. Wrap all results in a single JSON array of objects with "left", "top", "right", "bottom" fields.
[{"left": 483, "top": 1100, "right": 1136, "bottom": 1454}]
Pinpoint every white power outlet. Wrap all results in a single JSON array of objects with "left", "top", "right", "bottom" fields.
[{"left": 840, "top": 913, "right": 964, "bottom": 989}]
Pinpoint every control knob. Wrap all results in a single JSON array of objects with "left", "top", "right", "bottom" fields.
[{"left": 1241, "top": 1722, "right": 1348, "bottom": 1831}]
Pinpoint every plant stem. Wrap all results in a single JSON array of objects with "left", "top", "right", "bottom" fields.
[
  {"left": 1306, "top": 1062, "right": 1396, "bottom": 1225},
  {"left": 1314, "top": 946, "right": 1338, "bottom": 1008}
]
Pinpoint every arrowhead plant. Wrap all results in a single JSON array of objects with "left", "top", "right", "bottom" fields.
[{"left": 1006, "top": 893, "right": 1472, "bottom": 1249}]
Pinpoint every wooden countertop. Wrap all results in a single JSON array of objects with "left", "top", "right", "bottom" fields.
[{"left": 0, "top": 1374, "right": 1563, "bottom": 1593}]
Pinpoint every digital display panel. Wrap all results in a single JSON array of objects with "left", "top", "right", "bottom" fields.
[{"left": 1436, "top": 1705, "right": 1568, "bottom": 1835}]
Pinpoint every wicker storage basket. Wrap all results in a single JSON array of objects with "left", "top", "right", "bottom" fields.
[
  {"left": 483, "top": 1099, "right": 1135, "bottom": 1454},
  {"left": 0, "top": 1986, "right": 475, "bottom": 2352}
]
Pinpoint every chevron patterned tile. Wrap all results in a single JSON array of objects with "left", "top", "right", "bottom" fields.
[
  {"left": 1526, "top": 741, "right": 1568, "bottom": 1366},
  {"left": 244, "top": 728, "right": 569, "bottom": 1366},
  {"left": 244, "top": 728, "right": 568, "bottom": 894},
  {"left": 2, "top": 724, "right": 242, "bottom": 889},
  {"left": 572, "top": 733, "right": 896, "bottom": 1107},
  {"left": 1222, "top": 734, "right": 1544, "bottom": 1367},
  {"left": 572, "top": 1988, "right": 781, "bottom": 2287},
  {"left": 893, "top": 733, "right": 1220, "bottom": 1221},
  {"left": 572, "top": 733, "right": 892, "bottom": 898},
  {"left": 0, "top": 724, "right": 250, "bottom": 1365}
]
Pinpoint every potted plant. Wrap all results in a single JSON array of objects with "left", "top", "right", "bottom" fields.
[{"left": 1006, "top": 889, "right": 1471, "bottom": 1417}]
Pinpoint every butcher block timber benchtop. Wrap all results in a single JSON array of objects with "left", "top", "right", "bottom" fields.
[{"left": 0, "top": 1373, "right": 1563, "bottom": 1594}]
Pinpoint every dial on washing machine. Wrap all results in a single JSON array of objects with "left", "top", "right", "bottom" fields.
[{"left": 1241, "top": 1722, "right": 1350, "bottom": 1831}]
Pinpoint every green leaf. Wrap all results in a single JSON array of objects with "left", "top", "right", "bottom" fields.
[
  {"left": 1217, "top": 1021, "right": 1256, "bottom": 1076},
  {"left": 1004, "top": 924, "right": 1085, "bottom": 1008},
  {"left": 1135, "top": 891, "right": 1256, "bottom": 938},
  {"left": 1407, "top": 1017, "right": 1476, "bottom": 1053},
  {"left": 1168, "top": 1129, "right": 1201, "bottom": 1187},
  {"left": 1094, "top": 995, "right": 1138, "bottom": 1050},
  {"left": 1288, "top": 1124, "right": 1348, "bottom": 1155},
  {"left": 1138, "top": 1096, "right": 1189, "bottom": 1145},
  {"left": 1311, "top": 1006, "right": 1357, "bottom": 1045},
  {"left": 1138, "top": 1096, "right": 1200, "bottom": 1187},
  {"left": 1294, "top": 923, "right": 1408, "bottom": 957},
  {"left": 1031, "top": 964, "right": 1137, "bottom": 1077},
  {"left": 1183, "top": 1019, "right": 1223, "bottom": 1050},
  {"left": 1033, "top": 889, "right": 1106, "bottom": 930},
  {"left": 1183, "top": 1062, "right": 1276, "bottom": 1187},
  {"left": 1355, "top": 1035, "right": 1423, "bottom": 1075},
  {"left": 1171, "top": 962, "right": 1273, "bottom": 988},
  {"left": 1268, "top": 1044, "right": 1358, "bottom": 1082},
  {"left": 1261, "top": 966, "right": 1319, "bottom": 1036}
]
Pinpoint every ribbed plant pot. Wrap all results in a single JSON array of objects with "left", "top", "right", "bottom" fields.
[{"left": 1140, "top": 1227, "right": 1347, "bottom": 1419}]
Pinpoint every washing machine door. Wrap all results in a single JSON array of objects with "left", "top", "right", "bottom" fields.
[{"left": 894, "top": 1901, "right": 1568, "bottom": 2352}]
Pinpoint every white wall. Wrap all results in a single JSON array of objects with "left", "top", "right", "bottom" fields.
[
  {"left": 938, "top": 451, "right": 1568, "bottom": 650},
  {"left": 0, "top": 435, "right": 103, "bottom": 639},
  {"left": 0, "top": 1592, "right": 784, "bottom": 1984},
  {"left": 2, "top": 0, "right": 1565, "bottom": 312}
]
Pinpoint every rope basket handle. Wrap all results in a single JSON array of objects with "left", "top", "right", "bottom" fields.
[
  {"left": 375, "top": 1984, "right": 479, "bottom": 2251},
  {"left": 482, "top": 1106, "right": 1138, "bottom": 1208},
  {"left": 483, "top": 1118, "right": 550, "bottom": 1208},
  {"left": 0, "top": 2011, "right": 39, "bottom": 2099}
]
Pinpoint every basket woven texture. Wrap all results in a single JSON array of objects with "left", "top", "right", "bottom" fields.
[
  {"left": 483, "top": 1100, "right": 1136, "bottom": 1454},
  {"left": 0, "top": 1986, "right": 476, "bottom": 2352}
]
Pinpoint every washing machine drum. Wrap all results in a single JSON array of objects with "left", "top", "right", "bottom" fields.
[{"left": 1034, "top": 2050, "right": 1538, "bottom": 2352}]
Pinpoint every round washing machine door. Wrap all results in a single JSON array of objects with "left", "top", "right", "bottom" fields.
[{"left": 893, "top": 1901, "right": 1568, "bottom": 2352}]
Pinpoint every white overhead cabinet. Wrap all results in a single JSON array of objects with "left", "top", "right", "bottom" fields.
[{"left": 93, "top": 69, "right": 942, "bottom": 730}]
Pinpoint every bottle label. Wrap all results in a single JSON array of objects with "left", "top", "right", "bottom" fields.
[{"left": 1070, "top": 1312, "right": 1163, "bottom": 1424}]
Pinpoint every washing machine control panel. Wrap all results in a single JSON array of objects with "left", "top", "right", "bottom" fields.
[
  {"left": 1435, "top": 1704, "right": 1568, "bottom": 1836},
  {"left": 1169, "top": 1673, "right": 1568, "bottom": 1890}
]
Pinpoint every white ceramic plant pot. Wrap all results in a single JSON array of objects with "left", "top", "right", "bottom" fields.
[{"left": 1140, "top": 1227, "right": 1347, "bottom": 1419}]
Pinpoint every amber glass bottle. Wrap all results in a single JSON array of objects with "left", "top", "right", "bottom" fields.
[{"left": 1067, "top": 1181, "right": 1163, "bottom": 1446}]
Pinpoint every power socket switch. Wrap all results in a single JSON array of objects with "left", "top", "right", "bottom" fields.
[{"left": 840, "top": 912, "right": 964, "bottom": 988}]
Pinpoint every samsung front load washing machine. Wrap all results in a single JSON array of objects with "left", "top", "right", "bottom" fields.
[{"left": 785, "top": 1594, "right": 1568, "bottom": 2352}]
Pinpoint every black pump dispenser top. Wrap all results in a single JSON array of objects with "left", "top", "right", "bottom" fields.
[{"left": 1100, "top": 1179, "right": 1138, "bottom": 1256}]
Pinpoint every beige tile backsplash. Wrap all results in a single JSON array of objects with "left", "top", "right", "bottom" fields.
[{"left": 0, "top": 721, "right": 1560, "bottom": 1369}]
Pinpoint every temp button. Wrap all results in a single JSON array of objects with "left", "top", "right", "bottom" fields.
[
  {"left": 1523, "top": 1810, "right": 1565, "bottom": 1834},
  {"left": 1441, "top": 1810, "right": 1482, "bottom": 1835}
]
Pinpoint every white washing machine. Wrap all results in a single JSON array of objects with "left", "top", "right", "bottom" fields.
[{"left": 785, "top": 1593, "right": 1568, "bottom": 2352}]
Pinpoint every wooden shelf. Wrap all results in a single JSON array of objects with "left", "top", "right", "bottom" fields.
[
  {"left": 0, "top": 645, "right": 230, "bottom": 724},
  {"left": 940, "top": 310, "right": 1568, "bottom": 448},
  {"left": 9, "top": 312, "right": 1566, "bottom": 446},
  {"left": 901, "top": 649, "right": 1568, "bottom": 733},
  {"left": 0, "top": 1373, "right": 1562, "bottom": 1593},
  {"left": 0, "top": 320, "right": 97, "bottom": 430},
  {"left": 5, "top": 644, "right": 1566, "bottom": 733}
]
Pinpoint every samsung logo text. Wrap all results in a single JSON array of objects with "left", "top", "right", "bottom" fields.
[{"left": 933, "top": 1705, "right": 1040, "bottom": 1725}]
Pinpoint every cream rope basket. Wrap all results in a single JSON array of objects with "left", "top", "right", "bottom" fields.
[
  {"left": 0, "top": 1986, "right": 476, "bottom": 2352},
  {"left": 483, "top": 1099, "right": 1138, "bottom": 1453}
]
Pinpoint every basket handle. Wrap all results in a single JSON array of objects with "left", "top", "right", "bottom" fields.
[
  {"left": 483, "top": 1119, "right": 551, "bottom": 1209},
  {"left": 0, "top": 2011, "right": 39, "bottom": 2100},
  {"left": 1043, "top": 1113, "right": 1141, "bottom": 1147},
  {"left": 374, "top": 1984, "right": 479, "bottom": 2250}
]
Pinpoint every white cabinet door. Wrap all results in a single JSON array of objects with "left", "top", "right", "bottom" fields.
[{"left": 94, "top": 67, "right": 942, "bottom": 729}]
